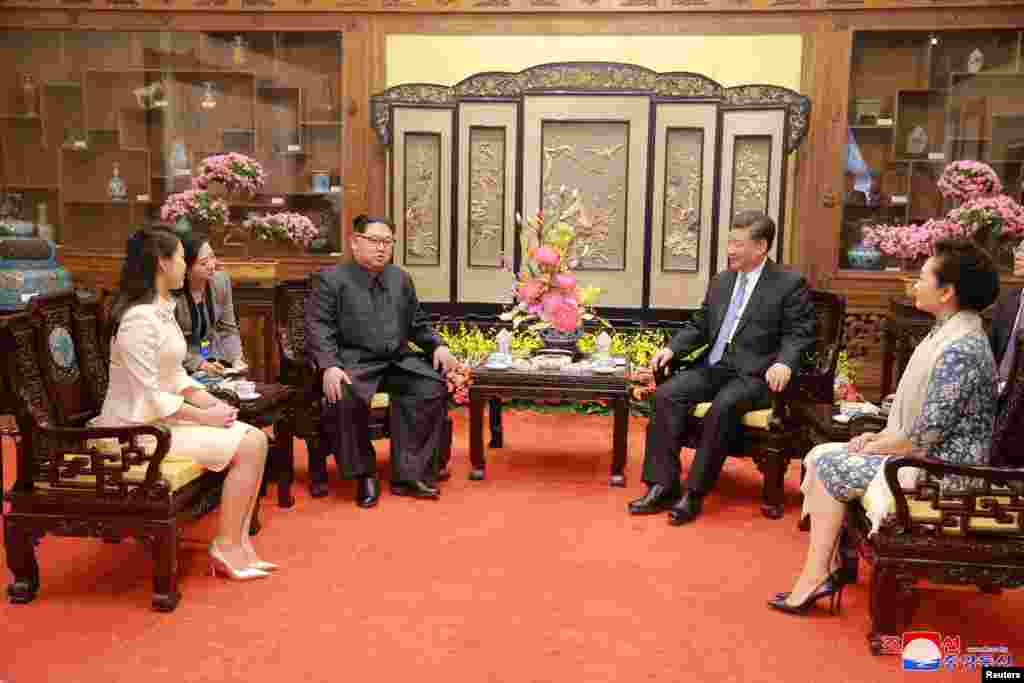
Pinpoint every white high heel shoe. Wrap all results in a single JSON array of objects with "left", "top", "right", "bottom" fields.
[
  {"left": 209, "top": 542, "right": 270, "bottom": 581},
  {"left": 243, "top": 543, "right": 280, "bottom": 571}
]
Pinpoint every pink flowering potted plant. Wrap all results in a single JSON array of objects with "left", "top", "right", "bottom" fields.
[
  {"left": 242, "top": 211, "right": 319, "bottom": 255},
  {"left": 160, "top": 188, "right": 230, "bottom": 233},
  {"left": 500, "top": 186, "right": 606, "bottom": 353},
  {"left": 863, "top": 161, "right": 1024, "bottom": 275},
  {"left": 193, "top": 153, "right": 266, "bottom": 198},
  {"left": 936, "top": 160, "right": 1003, "bottom": 203}
]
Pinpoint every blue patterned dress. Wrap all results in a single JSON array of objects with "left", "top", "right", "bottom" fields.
[{"left": 814, "top": 330, "right": 997, "bottom": 503}]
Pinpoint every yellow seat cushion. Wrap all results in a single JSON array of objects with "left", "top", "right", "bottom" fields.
[
  {"left": 36, "top": 436, "right": 205, "bottom": 495},
  {"left": 692, "top": 402, "right": 774, "bottom": 430},
  {"left": 864, "top": 489, "right": 1022, "bottom": 536},
  {"left": 371, "top": 393, "right": 390, "bottom": 410}
]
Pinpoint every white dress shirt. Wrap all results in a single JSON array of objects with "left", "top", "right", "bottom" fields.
[{"left": 720, "top": 257, "right": 767, "bottom": 347}]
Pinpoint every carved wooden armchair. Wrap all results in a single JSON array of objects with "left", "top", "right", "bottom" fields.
[
  {"left": 843, "top": 335, "right": 1024, "bottom": 655},
  {"left": 2, "top": 290, "right": 249, "bottom": 612},
  {"left": 273, "top": 279, "right": 456, "bottom": 505},
  {"left": 657, "top": 289, "right": 846, "bottom": 519}
]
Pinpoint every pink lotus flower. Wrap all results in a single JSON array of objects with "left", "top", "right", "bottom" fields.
[
  {"left": 517, "top": 279, "right": 546, "bottom": 304},
  {"left": 554, "top": 273, "right": 577, "bottom": 290},
  {"left": 534, "top": 246, "right": 560, "bottom": 267},
  {"left": 549, "top": 299, "right": 581, "bottom": 333},
  {"left": 541, "top": 291, "right": 566, "bottom": 315}
]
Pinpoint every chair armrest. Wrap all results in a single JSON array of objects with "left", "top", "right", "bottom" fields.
[
  {"left": 848, "top": 414, "right": 887, "bottom": 436},
  {"left": 882, "top": 456, "right": 1024, "bottom": 533},
  {"left": 37, "top": 423, "right": 173, "bottom": 499},
  {"left": 209, "top": 386, "right": 242, "bottom": 408}
]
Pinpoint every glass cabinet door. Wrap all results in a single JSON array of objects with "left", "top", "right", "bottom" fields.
[{"left": 842, "top": 29, "right": 1024, "bottom": 272}]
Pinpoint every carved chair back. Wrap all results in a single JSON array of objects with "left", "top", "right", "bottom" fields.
[
  {"left": 4, "top": 290, "right": 117, "bottom": 489},
  {"left": 274, "top": 279, "right": 312, "bottom": 388},
  {"left": 30, "top": 290, "right": 107, "bottom": 427},
  {"left": 790, "top": 290, "right": 846, "bottom": 405}
]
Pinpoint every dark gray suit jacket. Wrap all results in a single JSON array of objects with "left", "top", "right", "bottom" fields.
[
  {"left": 989, "top": 286, "right": 1023, "bottom": 369},
  {"left": 305, "top": 262, "right": 443, "bottom": 402},
  {"left": 667, "top": 260, "right": 816, "bottom": 377},
  {"left": 173, "top": 270, "right": 244, "bottom": 373}
]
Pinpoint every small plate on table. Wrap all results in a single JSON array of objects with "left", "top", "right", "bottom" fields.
[
  {"left": 592, "top": 365, "right": 618, "bottom": 374},
  {"left": 236, "top": 392, "right": 261, "bottom": 401}
]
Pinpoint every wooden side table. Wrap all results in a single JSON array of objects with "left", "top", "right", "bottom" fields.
[
  {"left": 469, "top": 363, "right": 631, "bottom": 486},
  {"left": 211, "top": 382, "right": 297, "bottom": 508}
]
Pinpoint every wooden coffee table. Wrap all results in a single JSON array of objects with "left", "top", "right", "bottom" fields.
[{"left": 468, "top": 362, "right": 631, "bottom": 486}]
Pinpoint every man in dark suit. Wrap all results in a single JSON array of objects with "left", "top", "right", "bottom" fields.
[
  {"left": 989, "top": 241, "right": 1024, "bottom": 397},
  {"left": 306, "top": 214, "right": 458, "bottom": 508},
  {"left": 629, "top": 211, "right": 816, "bottom": 525}
]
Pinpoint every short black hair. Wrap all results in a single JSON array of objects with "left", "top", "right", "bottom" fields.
[
  {"left": 353, "top": 214, "right": 395, "bottom": 234},
  {"left": 932, "top": 238, "right": 1000, "bottom": 312},
  {"left": 732, "top": 211, "right": 776, "bottom": 251}
]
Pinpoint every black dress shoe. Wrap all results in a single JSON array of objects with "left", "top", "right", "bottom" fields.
[
  {"left": 355, "top": 476, "right": 380, "bottom": 508},
  {"left": 627, "top": 483, "right": 682, "bottom": 515},
  {"left": 391, "top": 480, "right": 441, "bottom": 499},
  {"left": 310, "top": 480, "right": 329, "bottom": 498},
  {"left": 668, "top": 492, "right": 703, "bottom": 525}
]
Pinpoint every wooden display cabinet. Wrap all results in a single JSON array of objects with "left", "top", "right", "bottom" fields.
[
  {"left": 0, "top": 29, "right": 343, "bottom": 259},
  {"left": 842, "top": 28, "right": 1024, "bottom": 272}
]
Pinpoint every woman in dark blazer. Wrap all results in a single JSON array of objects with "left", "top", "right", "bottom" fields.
[{"left": 174, "top": 232, "right": 247, "bottom": 375}]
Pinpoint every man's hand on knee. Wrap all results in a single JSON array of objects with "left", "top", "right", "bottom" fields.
[
  {"left": 323, "top": 366, "right": 352, "bottom": 403},
  {"left": 765, "top": 363, "right": 792, "bottom": 392},
  {"left": 650, "top": 347, "right": 674, "bottom": 373}
]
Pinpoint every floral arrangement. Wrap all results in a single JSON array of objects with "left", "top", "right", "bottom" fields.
[
  {"left": 445, "top": 362, "right": 472, "bottom": 405},
  {"left": 193, "top": 153, "right": 266, "bottom": 197},
  {"left": 936, "top": 160, "right": 1004, "bottom": 203},
  {"left": 946, "top": 195, "right": 1024, "bottom": 241},
  {"left": 861, "top": 219, "right": 951, "bottom": 261},
  {"left": 500, "top": 186, "right": 604, "bottom": 333},
  {"left": 863, "top": 161, "right": 1024, "bottom": 264},
  {"left": 243, "top": 212, "right": 319, "bottom": 247},
  {"left": 159, "top": 188, "right": 229, "bottom": 226},
  {"left": 834, "top": 350, "right": 863, "bottom": 402}
]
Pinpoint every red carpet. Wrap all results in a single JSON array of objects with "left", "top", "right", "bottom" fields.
[{"left": 2, "top": 410, "right": 1021, "bottom": 682}]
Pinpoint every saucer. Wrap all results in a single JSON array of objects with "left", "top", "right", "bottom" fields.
[
  {"left": 483, "top": 363, "right": 510, "bottom": 370},
  {"left": 237, "top": 392, "right": 261, "bottom": 400},
  {"left": 592, "top": 366, "right": 617, "bottom": 374}
]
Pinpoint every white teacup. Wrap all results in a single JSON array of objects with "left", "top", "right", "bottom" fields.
[{"left": 235, "top": 380, "right": 257, "bottom": 398}]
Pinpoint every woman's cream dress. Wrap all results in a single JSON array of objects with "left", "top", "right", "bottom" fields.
[{"left": 91, "top": 298, "right": 255, "bottom": 470}]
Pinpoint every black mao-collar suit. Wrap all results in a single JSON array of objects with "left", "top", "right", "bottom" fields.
[
  {"left": 306, "top": 262, "right": 447, "bottom": 483},
  {"left": 643, "top": 259, "right": 817, "bottom": 497}
]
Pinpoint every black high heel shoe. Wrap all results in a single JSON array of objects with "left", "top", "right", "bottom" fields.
[
  {"left": 767, "top": 575, "right": 844, "bottom": 616},
  {"left": 773, "top": 567, "right": 854, "bottom": 601}
]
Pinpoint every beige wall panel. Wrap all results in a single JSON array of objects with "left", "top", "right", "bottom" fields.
[
  {"left": 522, "top": 95, "right": 649, "bottom": 308},
  {"left": 650, "top": 103, "right": 718, "bottom": 310},
  {"left": 456, "top": 102, "right": 518, "bottom": 304},
  {"left": 391, "top": 106, "right": 452, "bottom": 302},
  {"left": 717, "top": 108, "right": 786, "bottom": 270}
]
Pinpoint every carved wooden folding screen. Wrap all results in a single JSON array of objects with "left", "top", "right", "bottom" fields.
[{"left": 372, "top": 63, "right": 810, "bottom": 309}]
